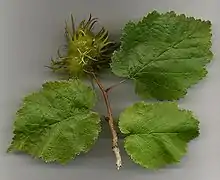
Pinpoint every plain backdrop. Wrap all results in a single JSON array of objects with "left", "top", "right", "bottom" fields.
[{"left": 1, "top": 0, "right": 220, "bottom": 180}]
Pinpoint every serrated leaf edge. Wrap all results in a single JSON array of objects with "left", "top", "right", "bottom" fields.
[
  {"left": 111, "top": 10, "right": 213, "bottom": 100},
  {"left": 123, "top": 135, "right": 188, "bottom": 169},
  {"left": 119, "top": 101, "right": 200, "bottom": 169},
  {"left": 7, "top": 79, "right": 101, "bottom": 164},
  {"left": 7, "top": 111, "right": 101, "bottom": 164}
]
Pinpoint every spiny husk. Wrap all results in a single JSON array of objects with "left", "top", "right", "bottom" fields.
[{"left": 48, "top": 14, "right": 116, "bottom": 77}]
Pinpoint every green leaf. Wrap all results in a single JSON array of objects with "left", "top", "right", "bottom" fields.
[
  {"left": 8, "top": 79, "right": 101, "bottom": 164},
  {"left": 119, "top": 101, "right": 199, "bottom": 169},
  {"left": 111, "top": 11, "right": 213, "bottom": 100}
]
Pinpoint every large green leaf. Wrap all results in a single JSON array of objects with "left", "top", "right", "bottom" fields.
[
  {"left": 111, "top": 11, "right": 213, "bottom": 100},
  {"left": 8, "top": 80, "right": 101, "bottom": 164},
  {"left": 119, "top": 102, "right": 199, "bottom": 169}
]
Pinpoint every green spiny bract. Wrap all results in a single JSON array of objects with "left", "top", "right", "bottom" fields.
[{"left": 49, "top": 14, "right": 116, "bottom": 77}]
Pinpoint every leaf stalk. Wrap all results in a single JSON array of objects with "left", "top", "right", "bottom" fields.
[{"left": 105, "top": 79, "right": 127, "bottom": 93}]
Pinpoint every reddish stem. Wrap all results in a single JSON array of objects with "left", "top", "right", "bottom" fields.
[{"left": 92, "top": 73, "right": 122, "bottom": 169}]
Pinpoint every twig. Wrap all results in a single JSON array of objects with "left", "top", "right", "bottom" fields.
[
  {"left": 105, "top": 79, "right": 127, "bottom": 93},
  {"left": 92, "top": 73, "right": 122, "bottom": 170}
]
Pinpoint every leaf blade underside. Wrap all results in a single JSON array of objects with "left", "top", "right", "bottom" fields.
[
  {"left": 8, "top": 80, "right": 101, "bottom": 164},
  {"left": 119, "top": 102, "right": 199, "bottom": 169},
  {"left": 111, "top": 11, "right": 213, "bottom": 100}
]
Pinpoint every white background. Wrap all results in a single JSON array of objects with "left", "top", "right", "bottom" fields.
[{"left": 1, "top": 0, "right": 220, "bottom": 180}]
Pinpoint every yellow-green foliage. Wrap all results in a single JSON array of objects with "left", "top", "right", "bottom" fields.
[{"left": 50, "top": 14, "right": 116, "bottom": 77}]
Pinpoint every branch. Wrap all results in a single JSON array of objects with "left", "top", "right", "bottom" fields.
[{"left": 92, "top": 73, "right": 122, "bottom": 170}]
